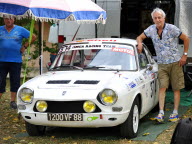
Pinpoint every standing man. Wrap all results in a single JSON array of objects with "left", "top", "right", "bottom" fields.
[
  {"left": 0, "top": 17, "right": 36, "bottom": 109},
  {"left": 136, "top": 8, "right": 189, "bottom": 123}
]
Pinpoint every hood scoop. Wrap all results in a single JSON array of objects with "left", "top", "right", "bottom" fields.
[
  {"left": 74, "top": 80, "right": 100, "bottom": 85},
  {"left": 46, "top": 80, "right": 71, "bottom": 84}
]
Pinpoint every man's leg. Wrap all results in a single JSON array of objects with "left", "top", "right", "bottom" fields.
[
  {"left": 154, "top": 64, "right": 169, "bottom": 123},
  {"left": 159, "top": 87, "right": 167, "bottom": 110},
  {"left": 170, "top": 62, "right": 182, "bottom": 112},
  {"left": 11, "top": 92, "right": 17, "bottom": 102},
  {"left": 9, "top": 62, "right": 21, "bottom": 109},
  {"left": 173, "top": 90, "right": 180, "bottom": 111},
  {"left": 9, "top": 62, "right": 21, "bottom": 101},
  {"left": 168, "top": 90, "right": 180, "bottom": 122},
  {"left": 10, "top": 91, "right": 17, "bottom": 109},
  {"left": 168, "top": 62, "right": 184, "bottom": 122},
  {"left": 0, "top": 62, "right": 8, "bottom": 100},
  {"left": 154, "top": 87, "right": 167, "bottom": 123}
]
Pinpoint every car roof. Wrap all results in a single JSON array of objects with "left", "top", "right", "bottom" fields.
[{"left": 66, "top": 38, "right": 138, "bottom": 46}]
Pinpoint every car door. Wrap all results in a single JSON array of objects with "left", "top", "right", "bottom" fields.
[
  {"left": 143, "top": 45, "right": 159, "bottom": 105},
  {"left": 138, "top": 47, "right": 157, "bottom": 113}
]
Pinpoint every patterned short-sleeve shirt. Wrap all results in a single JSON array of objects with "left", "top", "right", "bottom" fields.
[{"left": 144, "top": 23, "right": 182, "bottom": 64}]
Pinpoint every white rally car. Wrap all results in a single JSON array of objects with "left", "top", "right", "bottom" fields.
[{"left": 17, "top": 38, "right": 159, "bottom": 138}]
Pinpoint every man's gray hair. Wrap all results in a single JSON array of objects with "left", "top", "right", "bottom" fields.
[{"left": 151, "top": 8, "right": 166, "bottom": 19}]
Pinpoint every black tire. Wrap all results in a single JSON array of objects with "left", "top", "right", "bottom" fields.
[
  {"left": 25, "top": 121, "right": 46, "bottom": 136},
  {"left": 120, "top": 97, "right": 140, "bottom": 138},
  {"left": 171, "top": 118, "right": 192, "bottom": 144}
]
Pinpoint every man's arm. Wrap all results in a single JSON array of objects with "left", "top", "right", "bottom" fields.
[
  {"left": 136, "top": 33, "right": 147, "bottom": 53},
  {"left": 179, "top": 33, "right": 190, "bottom": 66},
  {"left": 21, "top": 34, "right": 37, "bottom": 53}
]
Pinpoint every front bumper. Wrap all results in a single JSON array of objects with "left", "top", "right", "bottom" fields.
[{"left": 21, "top": 111, "right": 129, "bottom": 127}]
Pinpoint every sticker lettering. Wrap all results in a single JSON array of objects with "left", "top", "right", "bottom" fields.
[
  {"left": 112, "top": 47, "right": 134, "bottom": 55},
  {"left": 128, "top": 81, "right": 136, "bottom": 88}
]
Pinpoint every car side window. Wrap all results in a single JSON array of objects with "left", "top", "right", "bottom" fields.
[{"left": 138, "top": 48, "right": 149, "bottom": 69}]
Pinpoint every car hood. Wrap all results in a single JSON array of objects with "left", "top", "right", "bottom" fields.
[{"left": 22, "top": 70, "right": 137, "bottom": 90}]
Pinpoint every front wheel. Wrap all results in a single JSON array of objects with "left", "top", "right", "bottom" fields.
[
  {"left": 120, "top": 97, "right": 140, "bottom": 138},
  {"left": 25, "top": 121, "right": 46, "bottom": 136}
]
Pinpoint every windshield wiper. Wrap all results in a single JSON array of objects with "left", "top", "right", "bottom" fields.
[
  {"left": 84, "top": 66, "right": 106, "bottom": 69},
  {"left": 84, "top": 66, "right": 121, "bottom": 72},
  {"left": 50, "top": 65, "right": 83, "bottom": 71},
  {"left": 73, "top": 66, "right": 84, "bottom": 71}
]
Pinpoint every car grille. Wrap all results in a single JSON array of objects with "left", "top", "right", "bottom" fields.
[
  {"left": 74, "top": 80, "right": 99, "bottom": 84},
  {"left": 33, "top": 101, "right": 101, "bottom": 113}
]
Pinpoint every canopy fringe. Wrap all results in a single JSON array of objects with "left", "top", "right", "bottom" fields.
[{"left": 0, "top": 10, "right": 106, "bottom": 24}]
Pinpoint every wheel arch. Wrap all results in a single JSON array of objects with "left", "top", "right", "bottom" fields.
[
  {"left": 135, "top": 93, "right": 142, "bottom": 114},
  {"left": 120, "top": 92, "right": 141, "bottom": 138}
]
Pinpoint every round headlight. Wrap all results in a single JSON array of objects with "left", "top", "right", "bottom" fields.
[
  {"left": 83, "top": 101, "right": 96, "bottom": 113},
  {"left": 99, "top": 89, "right": 118, "bottom": 106},
  {"left": 19, "top": 88, "right": 34, "bottom": 103},
  {"left": 36, "top": 101, "right": 48, "bottom": 112}
]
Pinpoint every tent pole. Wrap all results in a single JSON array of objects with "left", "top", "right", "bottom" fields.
[
  {"left": 95, "top": 0, "right": 97, "bottom": 38},
  {"left": 38, "top": 21, "right": 42, "bottom": 74},
  {"left": 41, "top": 22, "right": 44, "bottom": 74}
]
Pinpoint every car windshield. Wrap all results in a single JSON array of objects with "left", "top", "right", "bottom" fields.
[{"left": 50, "top": 43, "right": 137, "bottom": 71}]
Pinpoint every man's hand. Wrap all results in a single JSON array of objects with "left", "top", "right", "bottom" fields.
[
  {"left": 179, "top": 55, "right": 187, "bottom": 66},
  {"left": 179, "top": 33, "right": 189, "bottom": 66},
  {"left": 136, "top": 33, "right": 146, "bottom": 54},
  {"left": 137, "top": 43, "right": 143, "bottom": 53},
  {"left": 20, "top": 46, "right": 25, "bottom": 53}
]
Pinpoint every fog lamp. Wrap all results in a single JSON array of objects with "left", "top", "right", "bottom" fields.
[
  {"left": 36, "top": 101, "right": 48, "bottom": 112},
  {"left": 83, "top": 101, "right": 96, "bottom": 113}
]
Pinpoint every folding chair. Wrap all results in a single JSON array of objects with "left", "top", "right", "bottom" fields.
[{"left": 186, "top": 72, "right": 192, "bottom": 97}]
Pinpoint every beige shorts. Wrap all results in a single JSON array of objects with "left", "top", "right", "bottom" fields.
[{"left": 158, "top": 62, "right": 184, "bottom": 90}]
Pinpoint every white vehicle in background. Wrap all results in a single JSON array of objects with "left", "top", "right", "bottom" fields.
[{"left": 17, "top": 38, "right": 159, "bottom": 138}]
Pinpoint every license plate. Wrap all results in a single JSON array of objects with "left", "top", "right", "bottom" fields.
[{"left": 47, "top": 113, "right": 83, "bottom": 121}]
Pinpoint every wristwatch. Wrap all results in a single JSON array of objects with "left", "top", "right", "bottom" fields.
[{"left": 183, "top": 52, "right": 188, "bottom": 56}]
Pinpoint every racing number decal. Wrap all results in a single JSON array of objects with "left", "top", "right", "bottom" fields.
[{"left": 150, "top": 79, "right": 156, "bottom": 98}]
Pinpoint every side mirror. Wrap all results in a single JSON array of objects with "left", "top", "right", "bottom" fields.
[
  {"left": 46, "top": 62, "right": 52, "bottom": 70},
  {"left": 146, "top": 64, "right": 153, "bottom": 71}
]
